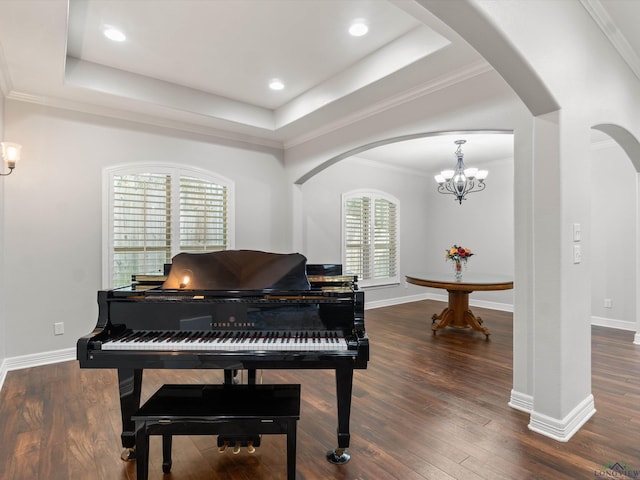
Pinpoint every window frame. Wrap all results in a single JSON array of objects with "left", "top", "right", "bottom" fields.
[
  {"left": 102, "top": 163, "right": 235, "bottom": 288},
  {"left": 341, "top": 189, "right": 400, "bottom": 288}
]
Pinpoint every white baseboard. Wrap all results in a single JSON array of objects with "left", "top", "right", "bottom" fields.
[
  {"left": 509, "top": 389, "right": 533, "bottom": 413},
  {"left": 366, "top": 292, "right": 514, "bottom": 313},
  {"left": 365, "top": 292, "right": 430, "bottom": 310},
  {"left": 591, "top": 315, "right": 637, "bottom": 331},
  {"left": 528, "top": 394, "right": 596, "bottom": 442},
  {"left": 0, "top": 347, "right": 76, "bottom": 391}
]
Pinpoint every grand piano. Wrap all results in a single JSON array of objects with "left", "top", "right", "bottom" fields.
[{"left": 77, "top": 250, "right": 369, "bottom": 464}]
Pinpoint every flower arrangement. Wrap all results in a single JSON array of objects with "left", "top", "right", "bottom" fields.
[
  {"left": 446, "top": 245, "right": 473, "bottom": 279},
  {"left": 445, "top": 245, "right": 473, "bottom": 263}
]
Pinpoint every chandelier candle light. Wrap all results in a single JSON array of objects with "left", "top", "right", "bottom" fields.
[
  {"left": 446, "top": 245, "right": 473, "bottom": 280},
  {"left": 434, "top": 140, "right": 488, "bottom": 204}
]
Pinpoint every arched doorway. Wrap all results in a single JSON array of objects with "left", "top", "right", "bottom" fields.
[{"left": 591, "top": 124, "right": 640, "bottom": 344}]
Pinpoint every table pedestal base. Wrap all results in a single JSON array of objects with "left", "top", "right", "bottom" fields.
[{"left": 431, "top": 290, "right": 490, "bottom": 338}]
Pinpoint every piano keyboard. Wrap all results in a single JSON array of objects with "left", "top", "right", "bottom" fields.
[{"left": 100, "top": 330, "right": 349, "bottom": 352}]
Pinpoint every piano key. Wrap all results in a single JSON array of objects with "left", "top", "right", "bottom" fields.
[{"left": 101, "top": 330, "right": 349, "bottom": 352}]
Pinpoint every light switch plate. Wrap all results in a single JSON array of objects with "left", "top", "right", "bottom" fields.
[
  {"left": 572, "top": 223, "right": 581, "bottom": 242},
  {"left": 573, "top": 245, "right": 581, "bottom": 264}
]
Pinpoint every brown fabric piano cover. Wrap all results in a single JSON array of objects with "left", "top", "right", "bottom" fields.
[{"left": 162, "top": 250, "right": 310, "bottom": 291}]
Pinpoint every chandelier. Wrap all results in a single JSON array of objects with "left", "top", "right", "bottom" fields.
[{"left": 434, "top": 140, "right": 488, "bottom": 204}]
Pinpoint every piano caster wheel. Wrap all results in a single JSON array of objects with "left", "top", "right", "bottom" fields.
[
  {"left": 233, "top": 441, "right": 241, "bottom": 455},
  {"left": 247, "top": 440, "right": 256, "bottom": 454},
  {"left": 326, "top": 448, "right": 351, "bottom": 465},
  {"left": 218, "top": 441, "right": 229, "bottom": 454},
  {"left": 120, "top": 447, "right": 136, "bottom": 462},
  {"left": 162, "top": 460, "right": 172, "bottom": 473}
]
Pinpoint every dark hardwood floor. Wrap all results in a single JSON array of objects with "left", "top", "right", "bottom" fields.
[{"left": 1, "top": 299, "right": 640, "bottom": 479}]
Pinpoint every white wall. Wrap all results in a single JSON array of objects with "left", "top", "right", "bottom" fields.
[
  {"left": 292, "top": 68, "right": 524, "bottom": 310},
  {"left": 1, "top": 100, "right": 290, "bottom": 359},
  {"left": 591, "top": 139, "right": 637, "bottom": 329},
  {"left": 0, "top": 91, "right": 6, "bottom": 366},
  {"left": 425, "top": 155, "right": 514, "bottom": 305},
  {"left": 301, "top": 146, "right": 514, "bottom": 308},
  {"left": 301, "top": 155, "right": 431, "bottom": 305},
  {"left": 301, "top": 128, "right": 636, "bottom": 324}
]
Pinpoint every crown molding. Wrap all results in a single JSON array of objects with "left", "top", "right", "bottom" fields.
[
  {"left": 5, "top": 91, "right": 284, "bottom": 152},
  {"left": 580, "top": 0, "right": 640, "bottom": 82},
  {"left": 4, "top": 59, "right": 493, "bottom": 155},
  {"left": 283, "top": 59, "right": 493, "bottom": 150}
]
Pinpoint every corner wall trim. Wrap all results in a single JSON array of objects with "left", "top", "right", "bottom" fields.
[{"left": 528, "top": 394, "right": 596, "bottom": 442}]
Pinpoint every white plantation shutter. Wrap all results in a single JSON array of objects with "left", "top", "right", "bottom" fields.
[
  {"left": 342, "top": 191, "right": 399, "bottom": 286},
  {"left": 344, "top": 196, "right": 371, "bottom": 280},
  {"left": 374, "top": 198, "right": 398, "bottom": 279},
  {"left": 107, "top": 167, "right": 233, "bottom": 288},
  {"left": 180, "top": 176, "right": 227, "bottom": 252},
  {"left": 113, "top": 173, "right": 172, "bottom": 288}
]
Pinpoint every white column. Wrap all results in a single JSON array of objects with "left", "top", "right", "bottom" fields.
[
  {"left": 528, "top": 111, "right": 595, "bottom": 441},
  {"left": 509, "top": 119, "right": 535, "bottom": 413}
]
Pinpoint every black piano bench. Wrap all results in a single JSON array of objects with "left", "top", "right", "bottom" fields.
[{"left": 132, "top": 383, "right": 301, "bottom": 480}]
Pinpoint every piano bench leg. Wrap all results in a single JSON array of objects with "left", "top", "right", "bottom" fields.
[{"left": 162, "top": 434, "right": 173, "bottom": 473}]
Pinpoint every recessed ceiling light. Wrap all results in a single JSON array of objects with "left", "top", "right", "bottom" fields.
[
  {"left": 103, "top": 26, "right": 126, "bottom": 42},
  {"left": 349, "top": 20, "right": 368, "bottom": 37},
  {"left": 269, "top": 79, "right": 285, "bottom": 91}
]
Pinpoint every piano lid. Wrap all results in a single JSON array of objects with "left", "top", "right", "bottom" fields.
[{"left": 162, "top": 250, "right": 311, "bottom": 291}]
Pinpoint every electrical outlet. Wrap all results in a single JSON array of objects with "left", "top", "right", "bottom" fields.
[
  {"left": 54, "top": 322, "right": 64, "bottom": 335},
  {"left": 604, "top": 299, "right": 612, "bottom": 308}
]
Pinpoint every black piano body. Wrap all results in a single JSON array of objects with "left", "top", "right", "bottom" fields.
[{"left": 77, "top": 250, "right": 368, "bottom": 464}]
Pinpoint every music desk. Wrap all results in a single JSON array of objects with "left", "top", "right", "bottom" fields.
[{"left": 405, "top": 273, "right": 513, "bottom": 338}]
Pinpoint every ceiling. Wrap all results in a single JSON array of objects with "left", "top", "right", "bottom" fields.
[{"left": 0, "top": 0, "right": 638, "bottom": 172}]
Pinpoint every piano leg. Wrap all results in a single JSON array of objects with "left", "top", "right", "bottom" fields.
[
  {"left": 223, "top": 369, "right": 257, "bottom": 385},
  {"left": 326, "top": 367, "right": 353, "bottom": 465},
  {"left": 224, "top": 369, "right": 235, "bottom": 384},
  {"left": 117, "top": 368, "right": 143, "bottom": 461}
]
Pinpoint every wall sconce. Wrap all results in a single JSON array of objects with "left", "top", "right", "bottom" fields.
[{"left": 0, "top": 142, "right": 22, "bottom": 176}]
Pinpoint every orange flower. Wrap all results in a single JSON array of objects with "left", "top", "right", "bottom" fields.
[{"left": 445, "top": 244, "right": 473, "bottom": 261}]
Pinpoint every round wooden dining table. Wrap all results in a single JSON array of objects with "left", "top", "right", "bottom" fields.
[{"left": 405, "top": 273, "right": 513, "bottom": 338}]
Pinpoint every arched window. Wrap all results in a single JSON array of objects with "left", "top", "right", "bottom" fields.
[
  {"left": 342, "top": 190, "right": 399, "bottom": 287},
  {"left": 103, "top": 165, "right": 234, "bottom": 288}
]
